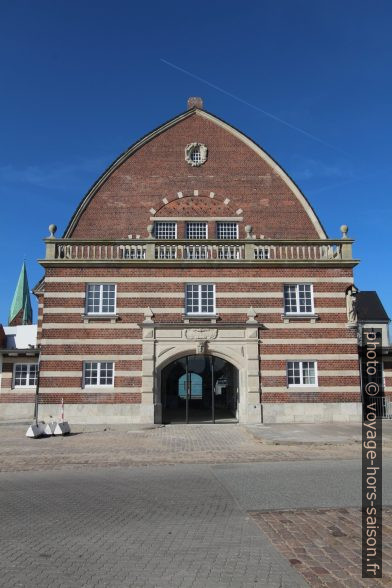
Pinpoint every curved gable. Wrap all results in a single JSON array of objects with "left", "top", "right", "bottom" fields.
[{"left": 64, "top": 107, "right": 327, "bottom": 240}]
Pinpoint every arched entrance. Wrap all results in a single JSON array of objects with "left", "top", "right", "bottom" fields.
[{"left": 161, "top": 355, "right": 238, "bottom": 423}]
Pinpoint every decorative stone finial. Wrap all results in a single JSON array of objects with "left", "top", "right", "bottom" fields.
[
  {"left": 246, "top": 306, "right": 257, "bottom": 323},
  {"left": 187, "top": 97, "right": 203, "bottom": 110},
  {"left": 340, "top": 224, "right": 348, "bottom": 239},
  {"left": 144, "top": 307, "right": 155, "bottom": 323},
  {"left": 147, "top": 224, "right": 154, "bottom": 239},
  {"left": 48, "top": 224, "right": 57, "bottom": 238},
  {"left": 245, "top": 225, "right": 253, "bottom": 239}
]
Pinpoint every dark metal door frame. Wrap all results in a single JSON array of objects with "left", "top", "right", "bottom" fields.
[
  {"left": 210, "top": 355, "right": 215, "bottom": 424},
  {"left": 184, "top": 354, "right": 215, "bottom": 424},
  {"left": 185, "top": 355, "right": 190, "bottom": 424}
]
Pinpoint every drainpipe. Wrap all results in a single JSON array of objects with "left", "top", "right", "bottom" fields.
[{"left": 33, "top": 350, "right": 41, "bottom": 426}]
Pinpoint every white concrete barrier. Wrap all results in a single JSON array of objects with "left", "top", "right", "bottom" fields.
[
  {"left": 26, "top": 422, "right": 46, "bottom": 438},
  {"left": 44, "top": 421, "right": 57, "bottom": 435},
  {"left": 53, "top": 422, "right": 71, "bottom": 435}
]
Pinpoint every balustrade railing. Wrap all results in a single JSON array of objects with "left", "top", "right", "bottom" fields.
[{"left": 45, "top": 238, "right": 353, "bottom": 263}]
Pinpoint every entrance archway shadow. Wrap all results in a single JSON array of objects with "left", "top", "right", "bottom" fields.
[{"left": 161, "top": 355, "right": 238, "bottom": 424}]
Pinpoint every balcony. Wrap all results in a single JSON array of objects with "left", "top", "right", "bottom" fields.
[{"left": 41, "top": 235, "right": 357, "bottom": 267}]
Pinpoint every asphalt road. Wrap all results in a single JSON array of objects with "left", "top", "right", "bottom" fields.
[{"left": 1, "top": 459, "right": 391, "bottom": 588}]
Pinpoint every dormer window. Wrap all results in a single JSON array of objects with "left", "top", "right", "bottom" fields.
[{"left": 186, "top": 222, "right": 208, "bottom": 239}]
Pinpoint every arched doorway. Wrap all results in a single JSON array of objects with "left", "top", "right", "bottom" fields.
[{"left": 161, "top": 355, "right": 238, "bottom": 423}]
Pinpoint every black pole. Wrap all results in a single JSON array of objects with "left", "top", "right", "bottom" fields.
[
  {"left": 185, "top": 356, "right": 189, "bottom": 424},
  {"left": 33, "top": 353, "right": 41, "bottom": 426},
  {"left": 211, "top": 355, "right": 215, "bottom": 424}
]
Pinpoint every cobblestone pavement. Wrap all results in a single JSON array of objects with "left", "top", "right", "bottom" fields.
[
  {"left": 251, "top": 507, "right": 392, "bottom": 587},
  {"left": 0, "top": 465, "right": 307, "bottom": 588},
  {"left": 2, "top": 423, "right": 389, "bottom": 473},
  {"left": 1, "top": 425, "right": 391, "bottom": 587}
]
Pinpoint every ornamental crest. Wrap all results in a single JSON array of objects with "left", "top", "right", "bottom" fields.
[
  {"left": 185, "top": 143, "right": 208, "bottom": 167},
  {"left": 185, "top": 329, "right": 217, "bottom": 341}
]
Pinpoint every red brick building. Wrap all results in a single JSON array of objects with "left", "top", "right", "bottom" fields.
[{"left": 2, "top": 98, "right": 365, "bottom": 424}]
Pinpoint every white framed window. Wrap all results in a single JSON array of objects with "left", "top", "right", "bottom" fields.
[
  {"left": 185, "top": 283, "right": 215, "bottom": 314},
  {"left": 287, "top": 361, "right": 318, "bottom": 387},
  {"left": 13, "top": 364, "right": 38, "bottom": 387},
  {"left": 154, "top": 222, "right": 177, "bottom": 239},
  {"left": 284, "top": 284, "right": 313, "bottom": 314},
  {"left": 83, "top": 361, "right": 114, "bottom": 387},
  {"left": 190, "top": 146, "right": 202, "bottom": 164},
  {"left": 86, "top": 284, "right": 116, "bottom": 314},
  {"left": 216, "top": 222, "right": 239, "bottom": 240},
  {"left": 186, "top": 222, "right": 208, "bottom": 239}
]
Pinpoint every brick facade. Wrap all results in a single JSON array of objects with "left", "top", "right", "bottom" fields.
[{"left": 1, "top": 102, "right": 368, "bottom": 424}]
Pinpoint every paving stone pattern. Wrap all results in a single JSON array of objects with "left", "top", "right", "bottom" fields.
[
  {"left": 251, "top": 507, "right": 392, "bottom": 587},
  {"left": 0, "top": 423, "right": 380, "bottom": 473},
  {"left": 0, "top": 465, "right": 307, "bottom": 588}
]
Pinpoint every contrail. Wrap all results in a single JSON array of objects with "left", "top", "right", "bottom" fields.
[
  {"left": 310, "top": 174, "right": 375, "bottom": 194},
  {"left": 160, "top": 58, "right": 345, "bottom": 153}
]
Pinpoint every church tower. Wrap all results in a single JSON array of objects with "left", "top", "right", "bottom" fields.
[{"left": 8, "top": 262, "right": 33, "bottom": 326}]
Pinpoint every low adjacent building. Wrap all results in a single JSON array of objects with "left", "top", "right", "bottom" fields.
[
  {"left": 357, "top": 291, "right": 392, "bottom": 418},
  {"left": 0, "top": 264, "right": 39, "bottom": 420}
]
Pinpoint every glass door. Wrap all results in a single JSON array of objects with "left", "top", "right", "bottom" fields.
[{"left": 162, "top": 355, "right": 238, "bottom": 423}]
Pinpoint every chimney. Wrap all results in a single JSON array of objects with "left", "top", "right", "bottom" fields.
[
  {"left": 0, "top": 324, "right": 5, "bottom": 349},
  {"left": 187, "top": 97, "right": 204, "bottom": 110}
]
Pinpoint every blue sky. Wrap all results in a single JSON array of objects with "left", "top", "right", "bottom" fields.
[{"left": 0, "top": 0, "right": 391, "bottom": 323}]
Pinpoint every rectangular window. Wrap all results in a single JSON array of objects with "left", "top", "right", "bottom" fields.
[
  {"left": 14, "top": 364, "right": 38, "bottom": 387},
  {"left": 86, "top": 284, "right": 116, "bottom": 314},
  {"left": 287, "top": 361, "right": 317, "bottom": 386},
  {"left": 185, "top": 284, "right": 215, "bottom": 314},
  {"left": 216, "top": 222, "right": 238, "bottom": 239},
  {"left": 84, "top": 361, "right": 114, "bottom": 387},
  {"left": 186, "top": 222, "right": 208, "bottom": 239},
  {"left": 284, "top": 284, "right": 313, "bottom": 314},
  {"left": 154, "top": 222, "right": 177, "bottom": 239}
]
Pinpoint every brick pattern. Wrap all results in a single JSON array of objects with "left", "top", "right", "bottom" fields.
[
  {"left": 16, "top": 111, "right": 361, "bottom": 413},
  {"left": 262, "top": 392, "right": 361, "bottom": 403},
  {"left": 69, "top": 112, "right": 323, "bottom": 240},
  {"left": 29, "top": 262, "right": 359, "bottom": 406},
  {"left": 251, "top": 507, "right": 392, "bottom": 587}
]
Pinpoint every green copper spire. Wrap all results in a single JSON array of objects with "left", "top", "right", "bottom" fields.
[{"left": 8, "top": 262, "right": 33, "bottom": 326}]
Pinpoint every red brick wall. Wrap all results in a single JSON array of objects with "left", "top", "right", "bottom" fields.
[
  {"left": 69, "top": 112, "right": 323, "bottom": 240},
  {"left": 32, "top": 264, "right": 359, "bottom": 406}
]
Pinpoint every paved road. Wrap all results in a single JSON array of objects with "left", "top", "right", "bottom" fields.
[
  {"left": 1, "top": 423, "right": 385, "bottom": 473},
  {"left": 1, "top": 460, "right": 391, "bottom": 587}
]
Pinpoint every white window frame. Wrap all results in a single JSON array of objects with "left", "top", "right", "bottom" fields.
[
  {"left": 287, "top": 361, "right": 318, "bottom": 387},
  {"left": 85, "top": 284, "right": 117, "bottom": 315},
  {"left": 190, "top": 146, "right": 202, "bottom": 164},
  {"left": 13, "top": 363, "right": 38, "bottom": 388},
  {"left": 216, "top": 222, "right": 239, "bottom": 240},
  {"left": 154, "top": 222, "right": 177, "bottom": 240},
  {"left": 185, "top": 283, "right": 216, "bottom": 315},
  {"left": 83, "top": 361, "right": 115, "bottom": 388},
  {"left": 186, "top": 222, "right": 208, "bottom": 240},
  {"left": 283, "top": 283, "right": 314, "bottom": 315}
]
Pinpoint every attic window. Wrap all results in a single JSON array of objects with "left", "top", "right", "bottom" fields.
[
  {"left": 185, "top": 143, "right": 208, "bottom": 166},
  {"left": 190, "top": 147, "right": 201, "bottom": 164}
]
